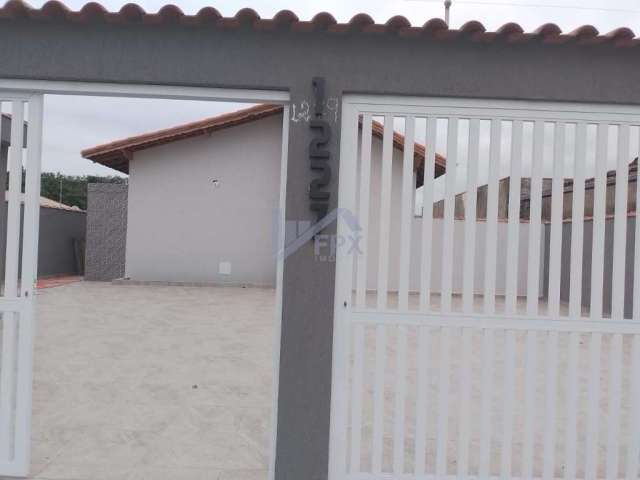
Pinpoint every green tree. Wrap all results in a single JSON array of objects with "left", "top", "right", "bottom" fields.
[{"left": 40, "top": 172, "right": 126, "bottom": 210}]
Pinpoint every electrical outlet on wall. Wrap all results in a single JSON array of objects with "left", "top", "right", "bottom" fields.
[{"left": 219, "top": 261, "right": 232, "bottom": 275}]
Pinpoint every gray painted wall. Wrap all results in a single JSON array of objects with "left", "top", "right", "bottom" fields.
[
  {"left": 2, "top": 20, "right": 640, "bottom": 480},
  {"left": 0, "top": 136, "right": 85, "bottom": 278},
  {"left": 0, "top": 204, "right": 85, "bottom": 278},
  {"left": 543, "top": 216, "right": 636, "bottom": 319},
  {"left": 85, "top": 183, "right": 128, "bottom": 281},
  {"left": 38, "top": 207, "right": 86, "bottom": 277}
]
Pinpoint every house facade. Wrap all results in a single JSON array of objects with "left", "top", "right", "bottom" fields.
[
  {"left": 85, "top": 104, "right": 548, "bottom": 296},
  {"left": 83, "top": 105, "right": 446, "bottom": 286}
]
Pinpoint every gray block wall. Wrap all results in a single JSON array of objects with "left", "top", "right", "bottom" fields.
[{"left": 85, "top": 183, "right": 128, "bottom": 281}]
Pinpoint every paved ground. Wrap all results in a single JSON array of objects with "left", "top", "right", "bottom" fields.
[
  {"left": 20, "top": 284, "right": 635, "bottom": 480},
  {"left": 30, "top": 281, "right": 276, "bottom": 480},
  {"left": 349, "top": 294, "right": 635, "bottom": 479}
]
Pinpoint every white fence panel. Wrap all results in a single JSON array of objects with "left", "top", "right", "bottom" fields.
[
  {"left": 332, "top": 95, "right": 640, "bottom": 480},
  {"left": 0, "top": 94, "right": 43, "bottom": 478}
]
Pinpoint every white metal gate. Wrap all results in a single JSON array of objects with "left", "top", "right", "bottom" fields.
[
  {"left": 0, "top": 93, "right": 43, "bottom": 477},
  {"left": 330, "top": 95, "right": 640, "bottom": 480}
]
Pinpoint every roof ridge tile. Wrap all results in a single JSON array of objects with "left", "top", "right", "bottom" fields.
[{"left": 0, "top": 0, "right": 636, "bottom": 47}]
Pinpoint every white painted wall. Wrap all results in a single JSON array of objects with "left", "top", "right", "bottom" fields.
[
  {"left": 125, "top": 114, "right": 543, "bottom": 294},
  {"left": 125, "top": 114, "right": 282, "bottom": 286}
]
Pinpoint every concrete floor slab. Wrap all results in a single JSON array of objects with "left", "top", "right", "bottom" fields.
[
  {"left": 30, "top": 282, "right": 276, "bottom": 480},
  {"left": 19, "top": 282, "right": 633, "bottom": 480}
]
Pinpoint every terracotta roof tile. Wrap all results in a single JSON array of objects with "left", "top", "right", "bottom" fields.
[
  {"left": 82, "top": 103, "right": 447, "bottom": 176},
  {"left": 82, "top": 104, "right": 282, "bottom": 173},
  {"left": 1, "top": 0, "right": 637, "bottom": 47},
  {"left": 368, "top": 118, "right": 447, "bottom": 175}
]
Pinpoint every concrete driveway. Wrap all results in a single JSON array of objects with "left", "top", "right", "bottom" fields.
[
  {"left": 25, "top": 282, "right": 633, "bottom": 480},
  {"left": 30, "top": 281, "right": 276, "bottom": 480}
]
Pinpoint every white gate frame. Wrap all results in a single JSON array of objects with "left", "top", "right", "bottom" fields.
[
  {"left": 0, "top": 79, "right": 290, "bottom": 479},
  {"left": 0, "top": 91, "right": 43, "bottom": 477},
  {"left": 329, "top": 94, "right": 640, "bottom": 480}
]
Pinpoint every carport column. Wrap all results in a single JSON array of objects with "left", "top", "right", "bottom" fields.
[{"left": 275, "top": 83, "right": 342, "bottom": 480}]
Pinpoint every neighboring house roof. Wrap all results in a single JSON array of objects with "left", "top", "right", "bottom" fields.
[
  {"left": 0, "top": 1, "right": 637, "bottom": 48},
  {"left": 82, "top": 104, "right": 447, "bottom": 176},
  {"left": 520, "top": 157, "right": 639, "bottom": 202},
  {"left": 4, "top": 191, "right": 84, "bottom": 212},
  {"left": 39, "top": 196, "right": 84, "bottom": 212}
]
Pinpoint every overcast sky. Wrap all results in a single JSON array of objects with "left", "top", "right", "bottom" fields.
[{"left": 18, "top": 0, "right": 640, "bottom": 177}]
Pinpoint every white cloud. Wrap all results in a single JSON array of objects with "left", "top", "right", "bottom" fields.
[{"left": 42, "top": 95, "right": 250, "bottom": 176}]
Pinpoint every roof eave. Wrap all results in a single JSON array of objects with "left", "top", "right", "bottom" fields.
[{"left": 0, "top": 1, "right": 637, "bottom": 49}]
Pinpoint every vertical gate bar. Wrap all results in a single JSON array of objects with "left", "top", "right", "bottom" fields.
[
  {"left": 3, "top": 100, "right": 24, "bottom": 295},
  {"left": 372, "top": 324, "right": 386, "bottom": 474},
  {"left": 484, "top": 118, "right": 501, "bottom": 314},
  {"left": 635, "top": 127, "right": 640, "bottom": 321},
  {"left": 590, "top": 124, "right": 609, "bottom": 319},
  {"left": 479, "top": 328, "right": 495, "bottom": 478},
  {"left": 420, "top": 118, "right": 437, "bottom": 311},
  {"left": 441, "top": 118, "right": 458, "bottom": 313},
  {"left": 564, "top": 331, "right": 580, "bottom": 480},
  {"left": 505, "top": 120, "right": 523, "bottom": 314},
  {"left": 626, "top": 334, "right": 640, "bottom": 480},
  {"left": 377, "top": 114, "right": 394, "bottom": 310},
  {"left": 548, "top": 123, "right": 566, "bottom": 317},
  {"left": 527, "top": 120, "right": 545, "bottom": 316},
  {"left": 356, "top": 114, "right": 373, "bottom": 309},
  {"left": 457, "top": 327, "right": 472, "bottom": 478},
  {"left": 0, "top": 100, "right": 25, "bottom": 462},
  {"left": 349, "top": 323, "right": 365, "bottom": 473},
  {"left": 398, "top": 117, "right": 415, "bottom": 312},
  {"left": 329, "top": 102, "right": 359, "bottom": 480},
  {"left": 414, "top": 327, "right": 430, "bottom": 475},
  {"left": 500, "top": 329, "right": 516, "bottom": 479},
  {"left": 585, "top": 332, "right": 602, "bottom": 480},
  {"left": 19, "top": 97, "right": 43, "bottom": 295},
  {"left": 393, "top": 325, "right": 408, "bottom": 474},
  {"left": 632, "top": 137, "right": 640, "bottom": 480},
  {"left": 436, "top": 327, "right": 451, "bottom": 477},
  {"left": 0, "top": 101, "right": 3, "bottom": 460},
  {"left": 611, "top": 124, "right": 630, "bottom": 320},
  {"left": 605, "top": 333, "right": 622, "bottom": 480},
  {"left": 13, "top": 95, "right": 43, "bottom": 475},
  {"left": 463, "top": 119, "right": 480, "bottom": 313},
  {"left": 522, "top": 330, "right": 538, "bottom": 479},
  {"left": 542, "top": 330, "right": 559, "bottom": 480},
  {"left": 569, "top": 123, "right": 587, "bottom": 318}
]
